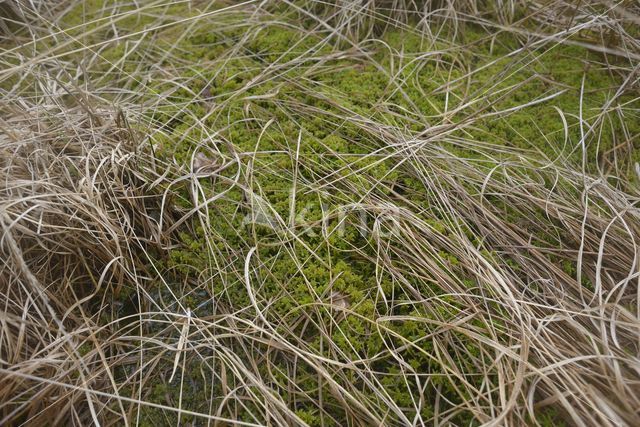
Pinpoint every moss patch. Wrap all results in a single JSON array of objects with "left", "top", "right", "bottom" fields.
[{"left": 52, "top": 2, "right": 640, "bottom": 425}]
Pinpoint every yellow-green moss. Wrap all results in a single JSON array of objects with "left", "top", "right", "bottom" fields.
[{"left": 51, "top": 3, "right": 640, "bottom": 425}]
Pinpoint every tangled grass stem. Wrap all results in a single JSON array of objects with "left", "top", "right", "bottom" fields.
[{"left": 1, "top": 1, "right": 639, "bottom": 426}]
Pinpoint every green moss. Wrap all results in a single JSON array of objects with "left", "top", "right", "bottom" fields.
[{"left": 50, "top": 2, "right": 639, "bottom": 425}]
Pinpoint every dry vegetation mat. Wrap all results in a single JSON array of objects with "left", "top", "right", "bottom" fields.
[{"left": 1, "top": 0, "right": 640, "bottom": 425}]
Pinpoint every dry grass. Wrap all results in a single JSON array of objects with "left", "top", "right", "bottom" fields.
[{"left": 1, "top": 0, "right": 639, "bottom": 426}]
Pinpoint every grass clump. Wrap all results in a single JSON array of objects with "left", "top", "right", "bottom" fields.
[{"left": 1, "top": 0, "right": 639, "bottom": 426}]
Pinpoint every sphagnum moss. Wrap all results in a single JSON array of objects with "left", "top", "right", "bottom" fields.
[
  {"left": 135, "top": 18, "right": 632, "bottom": 424},
  {"left": 2, "top": 0, "right": 639, "bottom": 426}
]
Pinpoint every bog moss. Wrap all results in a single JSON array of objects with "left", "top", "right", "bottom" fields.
[{"left": 50, "top": 2, "right": 640, "bottom": 425}]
